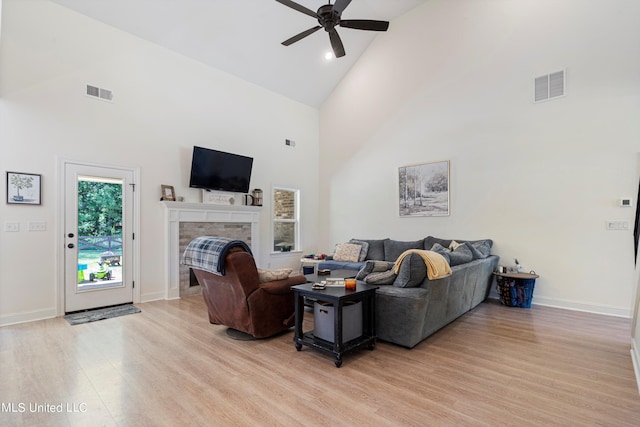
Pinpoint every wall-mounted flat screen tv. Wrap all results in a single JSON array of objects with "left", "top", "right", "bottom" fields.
[{"left": 189, "top": 146, "right": 253, "bottom": 193}]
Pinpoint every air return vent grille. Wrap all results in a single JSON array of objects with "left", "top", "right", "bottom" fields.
[
  {"left": 534, "top": 70, "right": 565, "bottom": 102},
  {"left": 86, "top": 84, "right": 114, "bottom": 102}
]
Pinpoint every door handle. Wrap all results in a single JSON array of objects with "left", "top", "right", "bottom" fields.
[{"left": 67, "top": 243, "right": 75, "bottom": 249}]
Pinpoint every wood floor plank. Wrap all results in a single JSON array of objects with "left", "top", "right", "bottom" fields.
[{"left": 1, "top": 297, "right": 639, "bottom": 426}]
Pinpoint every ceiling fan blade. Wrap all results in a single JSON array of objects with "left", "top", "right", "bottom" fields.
[
  {"left": 333, "top": 0, "right": 352, "bottom": 15},
  {"left": 328, "top": 29, "right": 346, "bottom": 58},
  {"left": 281, "top": 26, "right": 322, "bottom": 46},
  {"left": 340, "top": 19, "right": 390, "bottom": 31},
  {"left": 275, "top": 0, "right": 318, "bottom": 19}
]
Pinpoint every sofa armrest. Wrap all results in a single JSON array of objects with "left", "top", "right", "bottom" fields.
[{"left": 260, "top": 274, "right": 307, "bottom": 295}]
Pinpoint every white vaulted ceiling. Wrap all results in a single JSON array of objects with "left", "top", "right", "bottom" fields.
[{"left": 49, "top": 0, "right": 429, "bottom": 107}]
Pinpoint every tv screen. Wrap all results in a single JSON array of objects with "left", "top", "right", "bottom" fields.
[{"left": 189, "top": 146, "right": 253, "bottom": 193}]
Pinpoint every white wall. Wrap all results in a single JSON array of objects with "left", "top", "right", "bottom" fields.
[
  {"left": 0, "top": 0, "right": 319, "bottom": 324},
  {"left": 319, "top": 0, "right": 640, "bottom": 316}
]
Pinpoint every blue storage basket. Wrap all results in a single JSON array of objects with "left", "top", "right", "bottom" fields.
[{"left": 496, "top": 277, "right": 536, "bottom": 308}]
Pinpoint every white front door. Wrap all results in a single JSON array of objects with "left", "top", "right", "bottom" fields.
[{"left": 64, "top": 162, "right": 135, "bottom": 312}]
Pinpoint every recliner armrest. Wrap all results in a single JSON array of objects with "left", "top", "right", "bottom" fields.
[{"left": 260, "top": 274, "right": 307, "bottom": 295}]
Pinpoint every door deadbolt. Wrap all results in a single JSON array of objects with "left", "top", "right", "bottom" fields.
[
  {"left": 68, "top": 233, "right": 74, "bottom": 238},
  {"left": 67, "top": 243, "right": 75, "bottom": 249}
]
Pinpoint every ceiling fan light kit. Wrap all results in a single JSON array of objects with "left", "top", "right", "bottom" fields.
[{"left": 276, "top": 0, "right": 390, "bottom": 58}]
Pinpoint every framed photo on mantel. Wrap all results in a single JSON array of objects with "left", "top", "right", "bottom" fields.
[
  {"left": 160, "top": 185, "right": 175, "bottom": 201},
  {"left": 399, "top": 160, "right": 450, "bottom": 217}
]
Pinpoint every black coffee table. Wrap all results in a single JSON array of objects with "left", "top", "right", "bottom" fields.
[{"left": 292, "top": 282, "right": 378, "bottom": 368}]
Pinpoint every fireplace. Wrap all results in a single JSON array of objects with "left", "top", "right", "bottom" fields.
[
  {"left": 162, "top": 202, "right": 261, "bottom": 300},
  {"left": 178, "top": 221, "right": 252, "bottom": 297}
]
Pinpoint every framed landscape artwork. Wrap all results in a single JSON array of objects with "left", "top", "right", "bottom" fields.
[
  {"left": 6, "top": 172, "right": 41, "bottom": 205},
  {"left": 399, "top": 160, "right": 449, "bottom": 217}
]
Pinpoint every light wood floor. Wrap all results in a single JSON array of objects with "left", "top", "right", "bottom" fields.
[{"left": 1, "top": 296, "right": 639, "bottom": 426}]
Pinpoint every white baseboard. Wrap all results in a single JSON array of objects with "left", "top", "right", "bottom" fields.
[
  {"left": 632, "top": 339, "right": 640, "bottom": 396},
  {"left": 531, "top": 295, "right": 631, "bottom": 318},
  {"left": 0, "top": 308, "right": 57, "bottom": 327},
  {"left": 140, "top": 291, "right": 167, "bottom": 303},
  {"left": 487, "top": 291, "right": 631, "bottom": 318}
]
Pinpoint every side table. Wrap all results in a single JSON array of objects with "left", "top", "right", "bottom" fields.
[
  {"left": 493, "top": 271, "right": 539, "bottom": 308},
  {"left": 299, "top": 257, "right": 323, "bottom": 274},
  {"left": 292, "top": 282, "right": 378, "bottom": 367}
]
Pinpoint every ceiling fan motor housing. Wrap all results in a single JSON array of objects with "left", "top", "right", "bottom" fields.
[{"left": 318, "top": 4, "right": 340, "bottom": 31}]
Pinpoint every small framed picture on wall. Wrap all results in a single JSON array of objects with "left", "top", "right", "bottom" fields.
[{"left": 6, "top": 171, "right": 41, "bottom": 205}]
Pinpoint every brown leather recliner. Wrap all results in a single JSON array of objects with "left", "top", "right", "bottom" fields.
[{"left": 192, "top": 247, "right": 307, "bottom": 338}]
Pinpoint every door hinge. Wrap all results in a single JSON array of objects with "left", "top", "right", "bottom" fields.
[
  {"left": 132, "top": 281, "right": 135, "bottom": 289},
  {"left": 132, "top": 233, "right": 135, "bottom": 240},
  {"left": 129, "top": 183, "right": 136, "bottom": 192}
]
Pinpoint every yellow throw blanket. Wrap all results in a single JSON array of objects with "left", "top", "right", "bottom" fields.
[{"left": 394, "top": 249, "right": 452, "bottom": 280}]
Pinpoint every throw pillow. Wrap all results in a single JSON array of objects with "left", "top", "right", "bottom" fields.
[
  {"left": 349, "top": 239, "right": 370, "bottom": 262},
  {"left": 449, "top": 240, "right": 462, "bottom": 250},
  {"left": 448, "top": 242, "right": 473, "bottom": 266},
  {"left": 364, "top": 269, "right": 397, "bottom": 285},
  {"left": 393, "top": 253, "right": 427, "bottom": 288},
  {"left": 469, "top": 239, "right": 493, "bottom": 259},
  {"left": 333, "top": 243, "right": 362, "bottom": 262},
  {"left": 257, "top": 268, "right": 292, "bottom": 283},
  {"left": 356, "top": 260, "right": 395, "bottom": 280},
  {"left": 429, "top": 243, "right": 451, "bottom": 264}
]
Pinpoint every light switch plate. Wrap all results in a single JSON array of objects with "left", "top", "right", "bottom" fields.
[
  {"left": 28, "top": 221, "right": 46, "bottom": 231},
  {"left": 606, "top": 220, "right": 629, "bottom": 230},
  {"left": 4, "top": 222, "right": 20, "bottom": 232}
]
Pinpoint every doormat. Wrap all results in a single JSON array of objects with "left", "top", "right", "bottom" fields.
[{"left": 64, "top": 304, "right": 141, "bottom": 325}]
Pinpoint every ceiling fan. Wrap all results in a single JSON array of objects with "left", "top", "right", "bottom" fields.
[{"left": 276, "top": 0, "right": 390, "bottom": 58}]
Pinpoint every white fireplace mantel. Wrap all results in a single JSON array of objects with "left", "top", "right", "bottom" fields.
[{"left": 162, "top": 202, "right": 261, "bottom": 299}]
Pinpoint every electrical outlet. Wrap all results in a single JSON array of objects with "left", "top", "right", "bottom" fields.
[
  {"left": 4, "top": 222, "right": 20, "bottom": 232},
  {"left": 606, "top": 220, "right": 629, "bottom": 230},
  {"left": 28, "top": 221, "right": 46, "bottom": 231}
]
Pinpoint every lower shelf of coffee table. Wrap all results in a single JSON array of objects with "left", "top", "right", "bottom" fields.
[{"left": 294, "top": 331, "right": 376, "bottom": 367}]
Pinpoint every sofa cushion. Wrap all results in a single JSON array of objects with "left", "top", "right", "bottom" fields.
[
  {"left": 257, "top": 268, "right": 291, "bottom": 283},
  {"left": 351, "top": 238, "right": 388, "bottom": 261},
  {"left": 333, "top": 243, "right": 362, "bottom": 262},
  {"left": 393, "top": 253, "right": 427, "bottom": 288},
  {"left": 364, "top": 269, "right": 397, "bottom": 285},
  {"left": 424, "top": 236, "right": 452, "bottom": 250},
  {"left": 384, "top": 239, "right": 425, "bottom": 262},
  {"left": 318, "top": 260, "right": 364, "bottom": 271},
  {"left": 349, "top": 239, "right": 370, "bottom": 262}
]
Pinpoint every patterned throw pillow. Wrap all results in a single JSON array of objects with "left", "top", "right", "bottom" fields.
[
  {"left": 257, "top": 268, "right": 292, "bottom": 283},
  {"left": 333, "top": 243, "right": 362, "bottom": 263},
  {"left": 356, "top": 260, "right": 395, "bottom": 280},
  {"left": 364, "top": 269, "right": 397, "bottom": 285}
]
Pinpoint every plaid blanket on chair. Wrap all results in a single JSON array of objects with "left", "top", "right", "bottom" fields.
[{"left": 181, "top": 236, "right": 252, "bottom": 275}]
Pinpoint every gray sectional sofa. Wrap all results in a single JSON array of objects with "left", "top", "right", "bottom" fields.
[{"left": 319, "top": 237, "right": 499, "bottom": 348}]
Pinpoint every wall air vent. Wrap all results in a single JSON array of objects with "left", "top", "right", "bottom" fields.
[
  {"left": 534, "top": 70, "right": 565, "bottom": 103},
  {"left": 86, "top": 84, "right": 114, "bottom": 102}
]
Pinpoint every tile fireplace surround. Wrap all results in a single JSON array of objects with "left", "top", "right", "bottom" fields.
[{"left": 162, "top": 202, "right": 261, "bottom": 299}]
